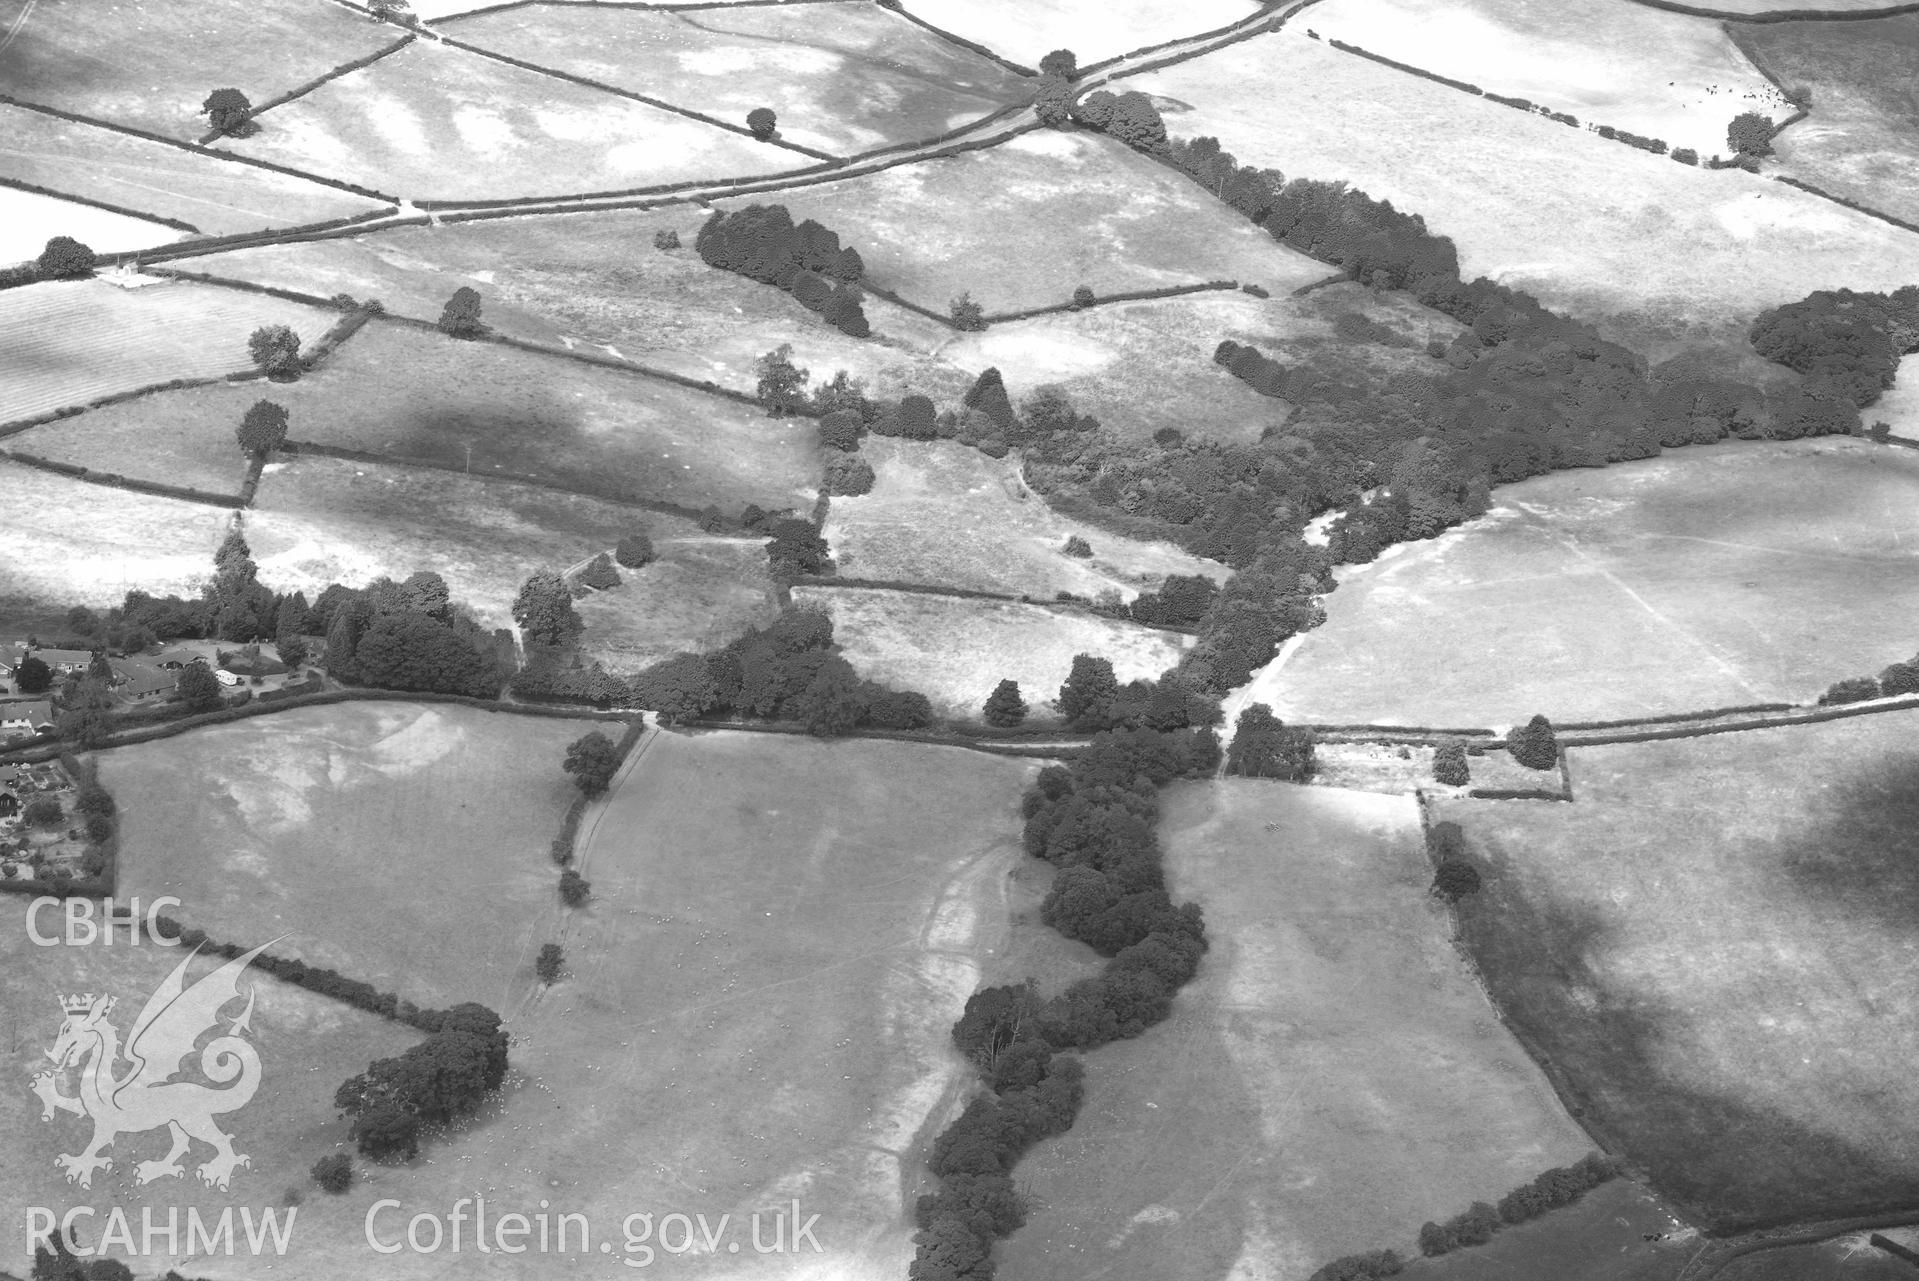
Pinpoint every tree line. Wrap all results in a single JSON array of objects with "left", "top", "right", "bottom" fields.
[{"left": 695, "top": 204, "right": 871, "bottom": 337}]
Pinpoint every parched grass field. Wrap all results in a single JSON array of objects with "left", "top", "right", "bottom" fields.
[
  {"left": 451, "top": 2, "right": 1028, "bottom": 156},
  {"left": 1128, "top": 30, "right": 1919, "bottom": 358},
  {"left": 1306, "top": 0, "right": 1790, "bottom": 156},
  {"left": 1438, "top": 709, "right": 1919, "bottom": 1228},
  {"left": 898, "top": 0, "right": 1259, "bottom": 67},
  {"left": 108, "top": 701, "right": 603, "bottom": 1012},
  {"left": 999, "top": 781, "right": 1594, "bottom": 1281},
  {"left": 0, "top": 0, "right": 401, "bottom": 141},
  {"left": 1238, "top": 438, "right": 1919, "bottom": 728},
  {"left": 943, "top": 282, "right": 1458, "bottom": 444},
  {"left": 189, "top": 208, "right": 956, "bottom": 398},
  {"left": 0, "top": 188, "right": 186, "bottom": 266},
  {"left": 255, "top": 319, "right": 823, "bottom": 513},
  {"left": 10, "top": 377, "right": 270, "bottom": 497},
  {"left": 0, "top": 278, "right": 339, "bottom": 424},
  {"left": 0, "top": 104, "right": 392, "bottom": 234},
  {"left": 220, "top": 39, "right": 811, "bottom": 201},
  {"left": 0, "top": 916, "right": 417, "bottom": 1275},
  {"left": 0, "top": 460, "right": 232, "bottom": 606},
  {"left": 791, "top": 584, "right": 1191, "bottom": 716},
  {"left": 392, "top": 728, "right": 1040, "bottom": 1281},
  {"left": 825, "top": 437, "right": 1230, "bottom": 599},
  {"left": 756, "top": 129, "right": 1332, "bottom": 314},
  {"left": 575, "top": 526, "right": 781, "bottom": 669},
  {"left": 248, "top": 455, "right": 710, "bottom": 628},
  {"left": 1729, "top": 17, "right": 1919, "bottom": 226}
]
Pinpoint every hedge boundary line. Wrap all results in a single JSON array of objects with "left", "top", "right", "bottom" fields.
[
  {"left": 277, "top": 437, "right": 729, "bottom": 523},
  {"left": 1077, "top": 2, "right": 1291, "bottom": 78},
  {"left": 1078, "top": 0, "right": 1331, "bottom": 97},
  {"left": 0, "top": 93, "right": 400, "bottom": 204},
  {"left": 239, "top": 455, "right": 268, "bottom": 507},
  {"left": 1622, "top": 0, "right": 1919, "bottom": 21},
  {"left": 838, "top": 100, "right": 1031, "bottom": 165},
  {"left": 976, "top": 278, "right": 1240, "bottom": 325},
  {"left": 1559, "top": 694, "right": 1919, "bottom": 747},
  {"left": 0, "top": 371, "right": 257, "bottom": 437},
  {"left": 432, "top": 32, "right": 841, "bottom": 162},
  {"left": 875, "top": 0, "right": 1037, "bottom": 76},
  {"left": 0, "top": 449, "right": 244, "bottom": 507},
  {"left": 1555, "top": 701, "right": 1796, "bottom": 731},
  {"left": 0, "top": 175, "right": 200, "bottom": 235},
  {"left": 1769, "top": 174, "right": 1919, "bottom": 237},
  {"left": 139, "top": 265, "right": 355, "bottom": 309},
  {"left": 416, "top": 152, "right": 842, "bottom": 210},
  {"left": 93, "top": 206, "right": 412, "bottom": 270},
  {"left": 195, "top": 35, "right": 418, "bottom": 146}
]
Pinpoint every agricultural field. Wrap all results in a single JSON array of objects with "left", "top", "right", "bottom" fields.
[
  {"left": 1306, "top": 0, "right": 1791, "bottom": 156},
  {"left": 245, "top": 319, "right": 824, "bottom": 513},
  {"left": 248, "top": 455, "right": 705, "bottom": 629},
  {"left": 449, "top": 1, "right": 1029, "bottom": 156},
  {"left": 0, "top": 0, "right": 402, "bottom": 142},
  {"left": 1729, "top": 16, "right": 1919, "bottom": 226},
  {"left": 899, "top": 0, "right": 1260, "bottom": 67},
  {"left": 189, "top": 207, "right": 956, "bottom": 399},
  {"left": 573, "top": 525, "right": 781, "bottom": 669},
  {"left": 1397, "top": 1176, "right": 1690, "bottom": 1281},
  {"left": 0, "top": 915, "right": 417, "bottom": 1267},
  {"left": 1715, "top": 1229, "right": 1919, "bottom": 1281},
  {"left": 8, "top": 377, "right": 268, "bottom": 498},
  {"left": 791, "top": 584, "right": 1192, "bottom": 717},
  {"left": 108, "top": 701, "right": 603, "bottom": 1011},
  {"left": 218, "top": 39, "right": 813, "bottom": 202},
  {"left": 943, "top": 282, "right": 1459, "bottom": 444},
  {"left": 0, "top": 277, "right": 338, "bottom": 425},
  {"left": 755, "top": 128, "right": 1332, "bottom": 315},
  {"left": 824, "top": 437, "right": 1231, "bottom": 598},
  {"left": 1128, "top": 30, "right": 1919, "bottom": 358},
  {"left": 999, "top": 780, "right": 1595, "bottom": 1281},
  {"left": 0, "top": 187, "right": 187, "bottom": 265},
  {"left": 381, "top": 728, "right": 1039, "bottom": 1281},
  {"left": 0, "top": 460, "right": 232, "bottom": 607},
  {"left": 1237, "top": 435, "right": 1919, "bottom": 728},
  {"left": 1681, "top": 0, "right": 1915, "bottom": 11},
  {"left": 0, "top": 103, "right": 392, "bottom": 234},
  {"left": 1437, "top": 709, "right": 1919, "bottom": 1228}
]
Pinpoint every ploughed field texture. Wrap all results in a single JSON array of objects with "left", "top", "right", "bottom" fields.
[
  {"left": 1440, "top": 711, "right": 1919, "bottom": 1229},
  {"left": 999, "top": 781, "right": 1593, "bottom": 1281},
  {"left": 1245, "top": 439, "right": 1919, "bottom": 727},
  {"left": 0, "top": 279, "right": 336, "bottom": 424}
]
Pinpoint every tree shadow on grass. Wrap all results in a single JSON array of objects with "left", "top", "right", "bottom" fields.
[
  {"left": 1769, "top": 746, "right": 1919, "bottom": 939},
  {"left": 1456, "top": 833, "right": 1919, "bottom": 1233}
]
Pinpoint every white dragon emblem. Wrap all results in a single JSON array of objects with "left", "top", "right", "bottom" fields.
[{"left": 31, "top": 941, "right": 276, "bottom": 1191}]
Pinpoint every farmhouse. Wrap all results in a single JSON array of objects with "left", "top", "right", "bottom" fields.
[
  {"left": 10, "top": 645, "right": 92, "bottom": 676},
  {"left": 0, "top": 701, "right": 54, "bottom": 740},
  {"left": 110, "top": 659, "right": 177, "bottom": 703}
]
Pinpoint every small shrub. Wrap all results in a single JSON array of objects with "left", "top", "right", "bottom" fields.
[
  {"left": 1071, "top": 285, "right": 1095, "bottom": 309},
  {"left": 653, "top": 228, "right": 680, "bottom": 251},
  {"left": 578, "top": 553, "right": 621, "bottom": 590},
  {"left": 1870, "top": 420, "right": 1892, "bottom": 442},
  {"left": 311, "top": 1154, "right": 352, "bottom": 1193},
  {"left": 614, "top": 532, "right": 656, "bottom": 568},
  {"left": 950, "top": 293, "right": 986, "bottom": 331},
  {"left": 24, "top": 797, "right": 63, "bottom": 828},
  {"left": 1672, "top": 147, "right": 1699, "bottom": 165}
]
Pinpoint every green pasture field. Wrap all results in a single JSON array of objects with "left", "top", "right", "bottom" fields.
[
  {"left": 247, "top": 454, "right": 702, "bottom": 629},
  {"left": 1438, "top": 709, "right": 1919, "bottom": 1228},
  {"left": 574, "top": 526, "right": 781, "bottom": 669},
  {"left": 219, "top": 39, "right": 809, "bottom": 202},
  {"left": 0, "top": 188, "right": 186, "bottom": 267},
  {"left": 1716, "top": 1229, "right": 1919, "bottom": 1281},
  {"left": 1398, "top": 1176, "right": 1690, "bottom": 1281},
  {"left": 946, "top": 282, "right": 1458, "bottom": 444},
  {"left": 0, "top": 460, "right": 232, "bottom": 609},
  {"left": 189, "top": 208, "right": 957, "bottom": 399},
  {"left": 999, "top": 780, "right": 1594, "bottom": 1281},
  {"left": 789, "top": 583, "right": 1192, "bottom": 717},
  {"left": 108, "top": 701, "right": 603, "bottom": 1012},
  {"left": 368, "top": 728, "right": 1040, "bottom": 1279},
  {"left": 1128, "top": 30, "right": 1919, "bottom": 359},
  {"left": 0, "top": 278, "right": 338, "bottom": 425},
  {"left": 10, "top": 377, "right": 270, "bottom": 498},
  {"left": 898, "top": 0, "right": 1260, "bottom": 67},
  {"left": 824, "top": 437, "right": 1230, "bottom": 599},
  {"left": 1239, "top": 438, "right": 1919, "bottom": 727},
  {"left": 0, "top": 0, "right": 400, "bottom": 142},
  {"left": 0, "top": 917, "right": 418, "bottom": 1276},
  {"left": 249, "top": 319, "right": 823, "bottom": 513},
  {"left": 0, "top": 104, "right": 391, "bottom": 234},
  {"left": 1307, "top": 0, "right": 1789, "bottom": 157},
  {"left": 450, "top": 1, "right": 1027, "bottom": 157},
  {"left": 1729, "top": 17, "right": 1919, "bottom": 226},
  {"left": 755, "top": 128, "right": 1332, "bottom": 314}
]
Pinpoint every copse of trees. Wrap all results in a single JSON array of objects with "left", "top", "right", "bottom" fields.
[
  {"left": 1071, "top": 89, "right": 1170, "bottom": 155},
  {"left": 36, "top": 236, "right": 96, "bottom": 280},
  {"left": 1727, "top": 110, "right": 1775, "bottom": 158},
  {"left": 1505, "top": 714, "right": 1559, "bottom": 770},
  {"left": 512, "top": 571, "right": 583, "bottom": 650},
  {"left": 335, "top": 1003, "right": 508, "bottom": 1161},
  {"left": 1213, "top": 338, "right": 1290, "bottom": 398},
  {"left": 696, "top": 205, "right": 869, "bottom": 337},
  {"left": 1749, "top": 286, "right": 1919, "bottom": 408},
  {"left": 1417, "top": 1154, "right": 1620, "bottom": 1257},
  {"left": 323, "top": 571, "right": 508, "bottom": 698},
  {"left": 1224, "top": 703, "right": 1315, "bottom": 780}
]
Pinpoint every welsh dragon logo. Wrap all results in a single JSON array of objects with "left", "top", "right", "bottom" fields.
[{"left": 31, "top": 941, "right": 276, "bottom": 1191}]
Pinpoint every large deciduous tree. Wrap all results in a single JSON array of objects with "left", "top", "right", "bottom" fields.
[
  {"left": 236, "top": 399, "right": 289, "bottom": 458},
  {"left": 247, "top": 325, "right": 303, "bottom": 380},
  {"left": 36, "top": 236, "right": 96, "bottom": 279},
  {"left": 436, "top": 286, "right": 485, "bottom": 338},
  {"left": 512, "top": 571, "right": 583, "bottom": 649},
  {"left": 202, "top": 87, "right": 254, "bottom": 136},
  {"left": 983, "top": 679, "right": 1027, "bottom": 728},
  {"left": 563, "top": 731, "right": 621, "bottom": 796}
]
